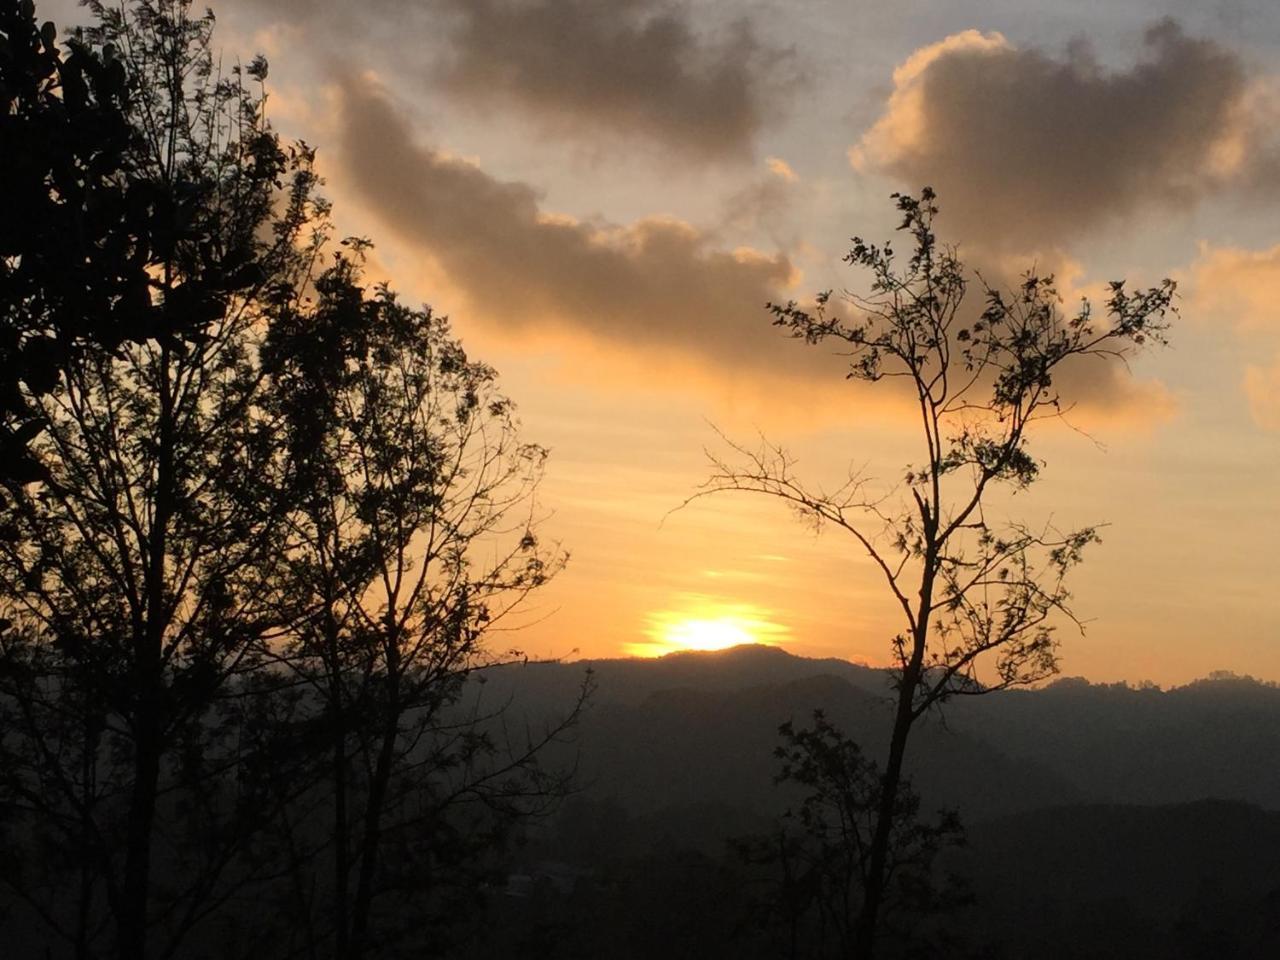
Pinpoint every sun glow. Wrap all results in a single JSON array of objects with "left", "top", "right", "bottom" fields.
[
  {"left": 664, "top": 617, "right": 756, "bottom": 652},
  {"left": 629, "top": 597, "right": 789, "bottom": 657}
]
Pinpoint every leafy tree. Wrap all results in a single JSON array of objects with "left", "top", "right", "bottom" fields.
[
  {"left": 1, "top": 3, "right": 584, "bottom": 957},
  {"left": 1, "top": 0, "right": 134, "bottom": 484},
  {"left": 0, "top": 0, "right": 282, "bottom": 485},
  {"left": 260, "top": 248, "right": 583, "bottom": 959},
  {"left": 701, "top": 188, "right": 1175, "bottom": 957},
  {"left": 737, "top": 711, "right": 963, "bottom": 960},
  {"left": 0, "top": 1, "right": 326, "bottom": 956}
]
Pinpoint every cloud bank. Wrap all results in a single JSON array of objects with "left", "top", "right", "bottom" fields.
[
  {"left": 219, "top": 0, "right": 789, "bottom": 159},
  {"left": 334, "top": 74, "right": 811, "bottom": 378},
  {"left": 434, "top": 0, "right": 785, "bottom": 160},
  {"left": 853, "top": 20, "right": 1275, "bottom": 251},
  {"left": 333, "top": 74, "right": 1171, "bottom": 422}
]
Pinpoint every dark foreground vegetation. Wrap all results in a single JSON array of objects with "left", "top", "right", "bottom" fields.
[
  {"left": 2, "top": 1, "right": 1270, "bottom": 958},
  {"left": 6, "top": 635, "right": 1280, "bottom": 957}
]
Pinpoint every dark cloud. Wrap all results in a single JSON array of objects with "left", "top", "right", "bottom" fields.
[
  {"left": 333, "top": 77, "right": 1170, "bottom": 421},
  {"left": 433, "top": 0, "right": 787, "bottom": 160},
  {"left": 217, "top": 0, "right": 789, "bottom": 159},
  {"left": 333, "top": 75, "right": 816, "bottom": 378},
  {"left": 854, "top": 20, "right": 1272, "bottom": 251}
]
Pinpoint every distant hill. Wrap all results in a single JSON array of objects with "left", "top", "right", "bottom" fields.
[
  {"left": 484, "top": 645, "right": 1280, "bottom": 819},
  {"left": 467, "top": 647, "right": 1280, "bottom": 959},
  {"left": 954, "top": 674, "right": 1280, "bottom": 810},
  {"left": 476, "top": 642, "right": 890, "bottom": 713}
]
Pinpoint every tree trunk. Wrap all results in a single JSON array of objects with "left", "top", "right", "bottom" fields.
[
  {"left": 117, "top": 344, "right": 174, "bottom": 960},
  {"left": 77, "top": 707, "right": 101, "bottom": 960},
  {"left": 328, "top": 599, "right": 351, "bottom": 960},
  {"left": 853, "top": 540, "right": 936, "bottom": 959},
  {"left": 349, "top": 645, "right": 400, "bottom": 960},
  {"left": 332, "top": 718, "right": 350, "bottom": 960},
  {"left": 852, "top": 663, "right": 918, "bottom": 959},
  {"left": 117, "top": 690, "right": 162, "bottom": 960}
]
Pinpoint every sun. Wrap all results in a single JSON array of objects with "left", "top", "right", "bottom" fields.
[
  {"left": 629, "top": 598, "right": 788, "bottom": 657},
  {"left": 663, "top": 616, "right": 756, "bottom": 652}
]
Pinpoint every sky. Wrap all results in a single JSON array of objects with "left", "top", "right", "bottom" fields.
[{"left": 50, "top": 0, "right": 1280, "bottom": 685}]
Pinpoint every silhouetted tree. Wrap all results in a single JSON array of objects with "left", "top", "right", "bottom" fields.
[
  {"left": 700, "top": 188, "right": 1175, "bottom": 957},
  {"left": 737, "top": 711, "right": 963, "bottom": 959},
  {"left": 1, "top": 0, "right": 133, "bottom": 484},
  {"left": 260, "top": 248, "right": 583, "bottom": 959},
  {"left": 1, "top": 3, "right": 585, "bottom": 957},
  {"left": 0, "top": 1, "right": 326, "bottom": 956},
  {"left": 0, "top": 0, "right": 287, "bottom": 486}
]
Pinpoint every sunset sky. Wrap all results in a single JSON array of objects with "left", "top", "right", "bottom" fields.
[{"left": 58, "top": 0, "right": 1280, "bottom": 685}]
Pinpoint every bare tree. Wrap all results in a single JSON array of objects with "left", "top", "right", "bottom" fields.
[{"left": 698, "top": 188, "right": 1175, "bottom": 958}]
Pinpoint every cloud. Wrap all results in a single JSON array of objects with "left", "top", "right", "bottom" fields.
[
  {"left": 433, "top": 0, "right": 789, "bottom": 160},
  {"left": 333, "top": 74, "right": 816, "bottom": 379},
  {"left": 1244, "top": 356, "right": 1280, "bottom": 430},
  {"left": 853, "top": 20, "right": 1274, "bottom": 252},
  {"left": 766, "top": 158, "right": 799, "bottom": 183},
  {"left": 215, "top": 0, "right": 790, "bottom": 160},
  {"left": 1188, "top": 242, "right": 1280, "bottom": 333},
  {"left": 714, "top": 158, "right": 802, "bottom": 246},
  {"left": 1187, "top": 242, "right": 1280, "bottom": 430},
  {"left": 330, "top": 76, "right": 1172, "bottom": 426}
]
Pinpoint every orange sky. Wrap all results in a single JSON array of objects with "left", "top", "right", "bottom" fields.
[{"left": 85, "top": 0, "right": 1280, "bottom": 686}]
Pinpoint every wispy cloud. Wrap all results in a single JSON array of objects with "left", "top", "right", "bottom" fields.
[{"left": 1188, "top": 241, "right": 1280, "bottom": 430}]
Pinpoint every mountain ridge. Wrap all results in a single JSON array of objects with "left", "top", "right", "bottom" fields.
[{"left": 487, "top": 643, "right": 1280, "bottom": 817}]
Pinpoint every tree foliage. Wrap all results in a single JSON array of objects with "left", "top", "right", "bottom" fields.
[
  {"left": 259, "top": 250, "right": 578, "bottom": 959},
  {"left": 737, "top": 711, "right": 964, "bottom": 960},
  {"left": 0, "top": 2, "right": 322, "bottom": 955},
  {"left": 2, "top": 0, "right": 132, "bottom": 482},
  {"left": 0, "top": 0, "right": 287, "bottom": 486}
]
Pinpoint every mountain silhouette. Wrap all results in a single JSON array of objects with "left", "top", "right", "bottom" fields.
[
  {"left": 469, "top": 647, "right": 1280, "bottom": 959},
  {"left": 486, "top": 645, "right": 1280, "bottom": 819}
]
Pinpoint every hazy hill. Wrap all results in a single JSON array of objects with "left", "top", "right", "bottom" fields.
[
  {"left": 568, "top": 672, "right": 1076, "bottom": 822},
  {"left": 478, "top": 642, "right": 889, "bottom": 713},
  {"left": 488, "top": 645, "right": 1280, "bottom": 819},
  {"left": 955, "top": 674, "right": 1280, "bottom": 809},
  {"left": 474, "top": 647, "right": 1280, "bottom": 958}
]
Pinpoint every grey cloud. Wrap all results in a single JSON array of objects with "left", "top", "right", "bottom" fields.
[
  {"left": 855, "top": 20, "right": 1269, "bottom": 252},
  {"left": 218, "top": 0, "right": 791, "bottom": 158},
  {"left": 433, "top": 0, "right": 788, "bottom": 160},
  {"left": 333, "top": 75, "right": 818, "bottom": 377},
  {"left": 333, "top": 78, "right": 1168, "bottom": 418}
]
